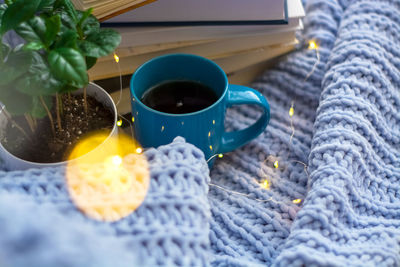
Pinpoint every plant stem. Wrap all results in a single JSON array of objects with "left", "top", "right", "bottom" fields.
[
  {"left": 39, "top": 96, "right": 56, "bottom": 137},
  {"left": 55, "top": 93, "right": 63, "bottom": 131},
  {"left": 3, "top": 111, "right": 30, "bottom": 140},
  {"left": 24, "top": 114, "right": 35, "bottom": 133},
  {"left": 83, "top": 86, "right": 88, "bottom": 115}
]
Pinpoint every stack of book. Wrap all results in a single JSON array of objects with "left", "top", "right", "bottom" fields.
[{"left": 72, "top": 0, "right": 305, "bottom": 114}]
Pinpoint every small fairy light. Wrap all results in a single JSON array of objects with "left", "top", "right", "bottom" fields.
[
  {"left": 289, "top": 103, "right": 294, "bottom": 118},
  {"left": 292, "top": 199, "right": 302, "bottom": 204},
  {"left": 117, "top": 119, "right": 123, "bottom": 127},
  {"left": 131, "top": 117, "right": 135, "bottom": 122},
  {"left": 273, "top": 160, "right": 279, "bottom": 169},
  {"left": 218, "top": 153, "right": 224, "bottom": 158},
  {"left": 308, "top": 40, "right": 318, "bottom": 50},
  {"left": 136, "top": 147, "right": 143, "bottom": 154},
  {"left": 113, "top": 53, "right": 120, "bottom": 63},
  {"left": 260, "top": 179, "right": 270, "bottom": 190},
  {"left": 209, "top": 145, "right": 213, "bottom": 151},
  {"left": 111, "top": 155, "right": 122, "bottom": 166}
]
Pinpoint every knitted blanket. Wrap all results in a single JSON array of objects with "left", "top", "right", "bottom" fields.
[{"left": 1, "top": 0, "right": 400, "bottom": 266}]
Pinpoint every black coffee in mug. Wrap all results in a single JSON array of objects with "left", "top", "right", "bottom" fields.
[{"left": 140, "top": 80, "right": 219, "bottom": 114}]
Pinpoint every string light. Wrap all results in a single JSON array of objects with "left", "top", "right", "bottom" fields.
[
  {"left": 205, "top": 39, "right": 320, "bottom": 208},
  {"left": 292, "top": 199, "right": 302, "bottom": 204},
  {"left": 261, "top": 179, "right": 270, "bottom": 190},
  {"left": 113, "top": 53, "right": 120, "bottom": 63},
  {"left": 218, "top": 153, "right": 223, "bottom": 158},
  {"left": 113, "top": 52, "right": 123, "bottom": 107},
  {"left": 273, "top": 160, "right": 279, "bottom": 169},
  {"left": 132, "top": 117, "right": 135, "bottom": 122},
  {"left": 136, "top": 147, "right": 143, "bottom": 154},
  {"left": 117, "top": 119, "right": 123, "bottom": 127},
  {"left": 289, "top": 101, "right": 295, "bottom": 144},
  {"left": 308, "top": 40, "right": 318, "bottom": 50},
  {"left": 289, "top": 103, "right": 294, "bottom": 118}
]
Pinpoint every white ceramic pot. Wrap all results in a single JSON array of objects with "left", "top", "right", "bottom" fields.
[{"left": 0, "top": 82, "right": 118, "bottom": 171}]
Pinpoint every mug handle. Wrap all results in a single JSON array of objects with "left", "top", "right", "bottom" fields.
[{"left": 218, "top": 84, "right": 270, "bottom": 154}]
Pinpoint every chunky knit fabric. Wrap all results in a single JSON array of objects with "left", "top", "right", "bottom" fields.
[{"left": 1, "top": 0, "right": 400, "bottom": 266}]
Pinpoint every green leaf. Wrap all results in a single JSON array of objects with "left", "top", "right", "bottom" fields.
[
  {"left": 1, "top": 87, "right": 32, "bottom": 116},
  {"left": 0, "top": 50, "right": 32, "bottom": 86},
  {"left": 4, "top": 0, "right": 14, "bottom": 6},
  {"left": 31, "top": 95, "right": 52, "bottom": 118},
  {"left": 1, "top": 42, "right": 11, "bottom": 57},
  {"left": 24, "top": 41, "right": 45, "bottom": 51},
  {"left": 77, "top": 8, "right": 93, "bottom": 28},
  {"left": 55, "top": 29, "right": 78, "bottom": 48},
  {"left": 38, "top": 0, "right": 56, "bottom": 11},
  {"left": 16, "top": 52, "right": 64, "bottom": 95},
  {"left": 1, "top": 0, "right": 40, "bottom": 34},
  {"left": 15, "top": 16, "right": 46, "bottom": 44},
  {"left": 79, "top": 29, "right": 121, "bottom": 58},
  {"left": 0, "top": 4, "right": 7, "bottom": 23},
  {"left": 85, "top": 56, "right": 97, "bottom": 70},
  {"left": 48, "top": 47, "right": 88, "bottom": 88},
  {"left": 54, "top": 0, "right": 77, "bottom": 23},
  {"left": 58, "top": 9, "right": 75, "bottom": 32},
  {"left": 44, "top": 15, "right": 61, "bottom": 47},
  {"left": 80, "top": 13, "right": 99, "bottom": 36}
]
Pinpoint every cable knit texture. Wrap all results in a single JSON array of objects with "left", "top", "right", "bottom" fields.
[{"left": 1, "top": 0, "right": 400, "bottom": 266}]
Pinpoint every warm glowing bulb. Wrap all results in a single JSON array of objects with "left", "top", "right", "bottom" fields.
[
  {"left": 308, "top": 40, "right": 318, "bottom": 50},
  {"left": 111, "top": 155, "right": 122, "bottom": 166},
  {"left": 136, "top": 147, "right": 143, "bottom": 154},
  {"left": 132, "top": 117, "right": 135, "bottom": 122},
  {"left": 292, "top": 199, "right": 302, "bottom": 204},
  {"left": 114, "top": 53, "right": 120, "bottom": 63},
  {"left": 218, "top": 153, "right": 223, "bottom": 158},
  {"left": 274, "top": 160, "right": 279, "bottom": 169},
  {"left": 117, "top": 120, "right": 122, "bottom": 127},
  {"left": 209, "top": 145, "right": 213, "bottom": 151},
  {"left": 289, "top": 107, "right": 294, "bottom": 117},
  {"left": 261, "top": 179, "right": 270, "bottom": 190}
]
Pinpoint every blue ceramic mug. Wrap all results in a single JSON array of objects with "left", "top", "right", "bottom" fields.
[{"left": 130, "top": 53, "right": 270, "bottom": 166}]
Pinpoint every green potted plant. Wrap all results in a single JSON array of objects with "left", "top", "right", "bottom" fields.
[{"left": 0, "top": 0, "right": 121, "bottom": 170}]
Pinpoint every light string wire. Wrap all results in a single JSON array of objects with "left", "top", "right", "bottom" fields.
[{"left": 207, "top": 39, "right": 320, "bottom": 206}]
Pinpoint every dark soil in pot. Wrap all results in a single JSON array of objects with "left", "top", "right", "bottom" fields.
[{"left": 1, "top": 93, "right": 114, "bottom": 163}]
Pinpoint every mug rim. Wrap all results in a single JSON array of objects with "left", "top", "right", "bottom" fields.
[{"left": 130, "top": 53, "right": 228, "bottom": 117}]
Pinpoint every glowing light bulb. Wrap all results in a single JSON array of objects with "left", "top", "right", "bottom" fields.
[
  {"left": 218, "top": 153, "right": 223, "bottom": 158},
  {"left": 289, "top": 106, "right": 294, "bottom": 117},
  {"left": 209, "top": 145, "right": 213, "bottom": 151},
  {"left": 308, "top": 40, "right": 318, "bottom": 50},
  {"left": 117, "top": 120, "right": 122, "bottom": 127},
  {"left": 261, "top": 179, "right": 270, "bottom": 190},
  {"left": 136, "top": 147, "right": 143, "bottom": 154},
  {"left": 274, "top": 160, "right": 279, "bottom": 169},
  {"left": 132, "top": 117, "right": 135, "bottom": 122},
  {"left": 114, "top": 53, "right": 120, "bottom": 63},
  {"left": 111, "top": 155, "right": 122, "bottom": 166},
  {"left": 292, "top": 199, "right": 302, "bottom": 204}
]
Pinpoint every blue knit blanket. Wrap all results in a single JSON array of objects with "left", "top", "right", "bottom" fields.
[{"left": 1, "top": 0, "right": 400, "bottom": 266}]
